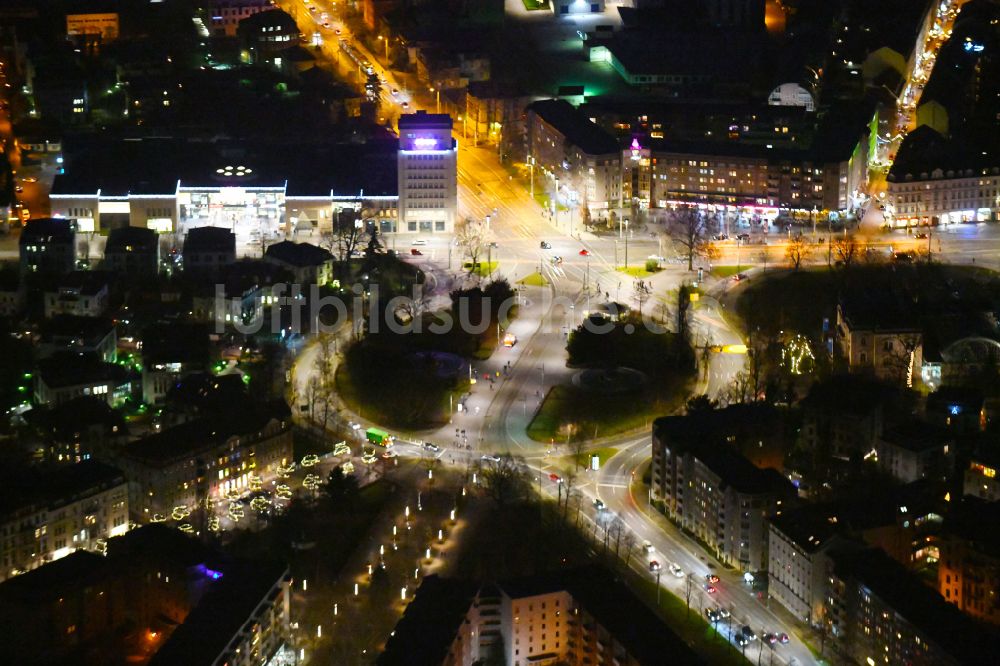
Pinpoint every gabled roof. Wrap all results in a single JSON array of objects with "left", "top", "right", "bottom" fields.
[{"left": 264, "top": 241, "right": 333, "bottom": 268}]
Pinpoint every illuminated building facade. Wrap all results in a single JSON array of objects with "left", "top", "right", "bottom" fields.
[
  {"left": 207, "top": 0, "right": 271, "bottom": 38},
  {"left": 963, "top": 454, "right": 1000, "bottom": 501},
  {"left": 112, "top": 405, "right": 292, "bottom": 521},
  {"left": 651, "top": 416, "right": 795, "bottom": 572},
  {"left": 380, "top": 568, "right": 700, "bottom": 666},
  {"left": 397, "top": 111, "right": 458, "bottom": 234},
  {"left": 0, "top": 461, "right": 129, "bottom": 582},
  {"left": 938, "top": 498, "right": 1000, "bottom": 626}
]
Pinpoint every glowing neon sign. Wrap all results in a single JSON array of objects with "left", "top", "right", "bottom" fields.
[{"left": 413, "top": 137, "right": 438, "bottom": 149}]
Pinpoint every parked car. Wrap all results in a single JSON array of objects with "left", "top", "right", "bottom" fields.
[
  {"left": 642, "top": 541, "right": 654, "bottom": 553},
  {"left": 410, "top": 248, "right": 422, "bottom": 255},
  {"left": 423, "top": 442, "right": 441, "bottom": 453},
  {"left": 669, "top": 563, "right": 685, "bottom": 578},
  {"left": 593, "top": 498, "right": 606, "bottom": 511},
  {"left": 915, "top": 232, "right": 929, "bottom": 239},
  {"left": 481, "top": 454, "right": 501, "bottom": 463},
  {"left": 778, "top": 632, "right": 789, "bottom": 644},
  {"left": 649, "top": 560, "right": 661, "bottom": 572},
  {"left": 540, "top": 241, "right": 552, "bottom": 249}
]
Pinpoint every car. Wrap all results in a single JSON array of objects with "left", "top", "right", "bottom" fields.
[
  {"left": 669, "top": 563, "right": 685, "bottom": 578},
  {"left": 593, "top": 498, "right": 606, "bottom": 511},
  {"left": 713, "top": 234, "right": 729, "bottom": 241},
  {"left": 705, "top": 584, "right": 718, "bottom": 594},
  {"left": 481, "top": 454, "right": 501, "bottom": 463},
  {"left": 718, "top": 608, "right": 731, "bottom": 619},
  {"left": 550, "top": 256, "right": 563, "bottom": 265},
  {"left": 706, "top": 574, "right": 720, "bottom": 584},
  {"left": 705, "top": 608, "right": 720, "bottom": 622},
  {"left": 892, "top": 251, "right": 915, "bottom": 262},
  {"left": 735, "top": 635, "right": 750, "bottom": 647},
  {"left": 348, "top": 421, "right": 361, "bottom": 431},
  {"left": 647, "top": 254, "right": 666, "bottom": 263},
  {"left": 579, "top": 248, "right": 591, "bottom": 256},
  {"left": 335, "top": 28, "right": 342, "bottom": 35},
  {"left": 503, "top": 332, "right": 517, "bottom": 348},
  {"left": 401, "top": 101, "right": 409, "bottom": 108},
  {"left": 489, "top": 241, "right": 499, "bottom": 248},
  {"left": 642, "top": 541, "right": 654, "bottom": 553},
  {"left": 411, "top": 239, "right": 428, "bottom": 245},
  {"left": 423, "top": 442, "right": 441, "bottom": 453},
  {"left": 649, "top": 560, "right": 661, "bottom": 572},
  {"left": 736, "top": 233, "right": 750, "bottom": 241},
  {"left": 732, "top": 273, "right": 748, "bottom": 282},
  {"left": 410, "top": 248, "right": 422, "bottom": 255},
  {"left": 14, "top": 185, "right": 22, "bottom": 193},
  {"left": 778, "top": 632, "right": 789, "bottom": 644},
  {"left": 21, "top": 177, "right": 36, "bottom": 183},
  {"left": 323, "top": 22, "right": 331, "bottom": 28},
  {"left": 914, "top": 232, "right": 929, "bottom": 239},
  {"left": 540, "top": 241, "right": 552, "bottom": 249},
  {"left": 740, "top": 626, "right": 756, "bottom": 642},
  {"left": 309, "top": 6, "right": 318, "bottom": 12},
  {"left": 381, "top": 449, "right": 398, "bottom": 459},
  {"left": 391, "top": 88, "right": 399, "bottom": 96},
  {"left": 763, "top": 633, "right": 778, "bottom": 646},
  {"left": 548, "top": 473, "right": 561, "bottom": 482}
]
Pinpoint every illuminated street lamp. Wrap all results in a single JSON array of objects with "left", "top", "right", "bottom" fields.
[{"left": 429, "top": 85, "right": 441, "bottom": 114}]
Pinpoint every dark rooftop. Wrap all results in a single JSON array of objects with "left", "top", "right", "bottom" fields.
[
  {"left": 29, "top": 395, "right": 126, "bottom": 441},
  {"left": 398, "top": 110, "right": 452, "bottom": 130},
  {"left": 832, "top": 547, "right": 998, "bottom": 664},
  {"left": 653, "top": 412, "right": 795, "bottom": 496},
  {"left": 20, "top": 218, "right": 75, "bottom": 245},
  {"left": 879, "top": 420, "right": 953, "bottom": 453},
  {"left": 36, "top": 352, "right": 129, "bottom": 389},
  {"left": 52, "top": 137, "right": 399, "bottom": 198},
  {"left": 39, "top": 314, "right": 115, "bottom": 344},
  {"left": 528, "top": 99, "right": 620, "bottom": 156},
  {"left": 0, "top": 460, "right": 126, "bottom": 517},
  {"left": 105, "top": 226, "right": 159, "bottom": 252},
  {"left": 264, "top": 241, "right": 333, "bottom": 268},
  {"left": 122, "top": 402, "right": 289, "bottom": 466},
  {"left": 379, "top": 567, "right": 704, "bottom": 666},
  {"left": 183, "top": 226, "right": 235, "bottom": 253},
  {"left": 48, "top": 270, "right": 110, "bottom": 296},
  {"left": 148, "top": 559, "right": 289, "bottom": 666}
]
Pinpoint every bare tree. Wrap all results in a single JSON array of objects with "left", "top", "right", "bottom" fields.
[
  {"left": 880, "top": 333, "right": 922, "bottom": 387},
  {"left": 621, "top": 530, "right": 637, "bottom": 567},
  {"left": 455, "top": 217, "right": 488, "bottom": 278},
  {"left": 785, "top": 234, "right": 812, "bottom": 270},
  {"left": 560, "top": 467, "right": 578, "bottom": 519},
  {"left": 666, "top": 207, "right": 717, "bottom": 271},
  {"left": 322, "top": 209, "right": 366, "bottom": 280},
  {"left": 833, "top": 235, "right": 861, "bottom": 268},
  {"left": 481, "top": 453, "right": 531, "bottom": 506}
]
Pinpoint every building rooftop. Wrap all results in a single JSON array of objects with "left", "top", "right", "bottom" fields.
[
  {"left": 379, "top": 567, "right": 704, "bottom": 666},
  {"left": 52, "top": 137, "right": 399, "bottom": 198},
  {"left": 0, "top": 460, "right": 126, "bottom": 517},
  {"left": 398, "top": 110, "right": 453, "bottom": 130},
  {"left": 105, "top": 226, "right": 159, "bottom": 253},
  {"left": 880, "top": 420, "right": 953, "bottom": 453},
  {"left": 20, "top": 218, "right": 75, "bottom": 245},
  {"left": 263, "top": 241, "right": 332, "bottom": 268},
  {"left": 39, "top": 315, "right": 115, "bottom": 346},
  {"left": 148, "top": 559, "right": 289, "bottom": 666},
  {"left": 528, "top": 99, "right": 620, "bottom": 156},
  {"left": 653, "top": 411, "right": 795, "bottom": 496},
  {"left": 831, "top": 546, "right": 998, "bottom": 664},
  {"left": 377, "top": 575, "right": 480, "bottom": 666},
  {"left": 182, "top": 226, "right": 235, "bottom": 254},
  {"left": 47, "top": 270, "right": 110, "bottom": 296},
  {"left": 29, "top": 395, "right": 126, "bottom": 441},
  {"left": 122, "top": 402, "right": 289, "bottom": 466},
  {"left": 36, "top": 352, "right": 129, "bottom": 389}
]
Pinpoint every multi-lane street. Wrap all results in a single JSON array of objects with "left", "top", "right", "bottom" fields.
[{"left": 276, "top": 3, "right": 990, "bottom": 664}]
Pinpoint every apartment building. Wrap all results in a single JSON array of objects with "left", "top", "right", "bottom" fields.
[
  {"left": 379, "top": 567, "right": 704, "bottom": 666},
  {"left": 43, "top": 271, "right": 110, "bottom": 318},
  {"left": 651, "top": 415, "right": 795, "bottom": 572},
  {"left": 938, "top": 497, "right": 1000, "bottom": 626},
  {"left": 0, "top": 461, "right": 129, "bottom": 582},
  {"left": 111, "top": 403, "right": 292, "bottom": 521}
]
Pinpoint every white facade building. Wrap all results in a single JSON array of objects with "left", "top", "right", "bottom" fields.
[{"left": 397, "top": 111, "right": 457, "bottom": 234}]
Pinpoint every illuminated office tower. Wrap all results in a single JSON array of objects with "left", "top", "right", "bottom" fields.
[{"left": 397, "top": 111, "right": 457, "bottom": 234}]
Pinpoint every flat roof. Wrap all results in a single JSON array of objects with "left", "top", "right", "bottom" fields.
[
  {"left": 528, "top": 99, "right": 620, "bottom": 156},
  {"left": 0, "top": 460, "right": 126, "bottom": 517},
  {"left": 51, "top": 137, "right": 399, "bottom": 198}
]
